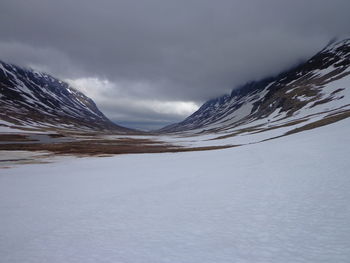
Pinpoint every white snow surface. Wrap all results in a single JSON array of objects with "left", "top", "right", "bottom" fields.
[{"left": 1, "top": 118, "right": 350, "bottom": 263}]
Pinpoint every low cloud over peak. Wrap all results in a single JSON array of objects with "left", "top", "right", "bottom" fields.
[{"left": 66, "top": 78, "right": 199, "bottom": 130}]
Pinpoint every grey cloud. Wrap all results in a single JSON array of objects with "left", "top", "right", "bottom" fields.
[
  {"left": 1, "top": 0, "right": 350, "bottom": 128},
  {"left": 0, "top": 41, "right": 81, "bottom": 77}
]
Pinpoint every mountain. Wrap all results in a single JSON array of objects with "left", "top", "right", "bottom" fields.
[
  {"left": 160, "top": 39, "right": 350, "bottom": 134},
  {"left": 0, "top": 61, "right": 132, "bottom": 133},
  {"left": 2, "top": 39, "right": 349, "bottom": 136}
]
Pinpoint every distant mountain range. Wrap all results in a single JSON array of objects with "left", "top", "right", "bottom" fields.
[
  {"left": 0, "top": 61, "right": 132, "bottom": 133},
  {"left": 159, "top": 39, "right": 350, "bottom": 134},
  {"left": 1, "top": 39, "right": 349, "bottom": 135}
]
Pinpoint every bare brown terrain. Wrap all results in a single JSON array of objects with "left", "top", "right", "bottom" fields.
[
  {"left": 0, "top": 134, "right": 234, "bottom": 156},
  {"left": 1, "top": 107, "right": 349, "bottom": 160}
]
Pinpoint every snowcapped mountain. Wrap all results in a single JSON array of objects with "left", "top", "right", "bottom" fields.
[
  {"left": 160, "top": 39, "right": 350, "bottom": 134},
  {"left": 1, "top": 39, "right": 349, "bottom": 136},
  {"left": 0, "top": 61, "right": 131, "bottom": 133}
]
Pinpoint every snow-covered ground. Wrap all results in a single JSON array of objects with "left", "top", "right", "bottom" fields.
[{"left": 1, "top": 119, "right": 350, "bottom": 263}]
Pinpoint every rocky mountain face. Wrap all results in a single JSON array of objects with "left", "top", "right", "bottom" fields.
[
  {"left": 0, "top": 61, "right": 131, "bottom": 133},
  {"left": 160, "top": 39, "right": 350, "bottom": 134},
  {"left": 1, "top": 39, "right": 349, "bottom": 136}
]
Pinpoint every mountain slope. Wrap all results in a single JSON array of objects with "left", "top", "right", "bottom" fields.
[
  {"left": 160, "top": 39, "right": 350, "bottom": 134},
  {"left": 0, "top": 61, "right": 132, "bottom": 133}
]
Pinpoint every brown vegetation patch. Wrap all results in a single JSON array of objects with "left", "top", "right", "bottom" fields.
[
  {"left": 258, "top": 110, "right": 350, "bottom": 144},
  {"left": 285, "top": 110, "right": 350, "bottom": 136},
  {"left": 0, "top": 134, "right": 36, "bottom": 142},
  {"left": 0, "top": 137, "right": 236, "bottom": 156},
  {"left": 310, "top": 97, "right": 334, "bottom": 108},
  {"left": 48, "top": 133, "right": 67, "bottom": 138},
  {"left": 210, "top": 126, "right": 263, "bottom": 140},
  {"left": 331, "top": 88, "right": 345, "bottom": 95},
  {"left": 251, "top": 118, "right": 308, "bottom": 134}
]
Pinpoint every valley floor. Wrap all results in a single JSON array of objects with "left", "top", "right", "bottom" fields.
[{"left": 1, "top": 119, "right": 350, "bottom": 262}]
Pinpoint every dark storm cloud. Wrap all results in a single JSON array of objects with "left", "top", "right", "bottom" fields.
[{"left": 1, "top": 0, "right": 350, "bottom": 128}]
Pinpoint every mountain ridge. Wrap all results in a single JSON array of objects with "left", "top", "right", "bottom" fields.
[
  {"left": 1, "top": 38, "right": 349, "bottom": 136},
  {"left": 0, "top": 60, "right": 133, "bottom": 133},
  {"left": 159, "top": 38, "right": 350, "bottom": 133}
]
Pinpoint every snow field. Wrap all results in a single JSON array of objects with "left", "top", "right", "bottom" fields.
[{"left": 1, "top": 118, "right": 350, "bottom": 262}]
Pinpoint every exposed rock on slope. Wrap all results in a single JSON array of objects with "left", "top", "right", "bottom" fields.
[
  {"left": 160, "top": 39, "right": 350, "bottom": 134},
  {"left": 0, "top": 61, "right": 132, "bottom": 133}
]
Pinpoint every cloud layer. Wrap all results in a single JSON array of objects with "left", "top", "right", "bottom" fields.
[{"left": 1, "top": 0, "right": 350, "bottom": 129}]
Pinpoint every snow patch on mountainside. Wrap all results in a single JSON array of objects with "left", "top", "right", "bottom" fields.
[
  {"left": 0, "top": 60, "right": 130, "bottom": 133},
  {"left": 160, "top": 39, "right": 350, "bottom": 134}
]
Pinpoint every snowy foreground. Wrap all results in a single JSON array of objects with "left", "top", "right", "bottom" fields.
[{"left": 1, "top": 119, "right": 350, "bottom": 263}]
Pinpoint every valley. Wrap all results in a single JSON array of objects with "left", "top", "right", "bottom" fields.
[{"left": 1, "top": 39, "right": 350, "bottom": 262}]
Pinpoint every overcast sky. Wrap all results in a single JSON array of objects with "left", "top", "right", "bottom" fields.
[{"left": 1, "top": 0, "right": 350, "bottom": 129}]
